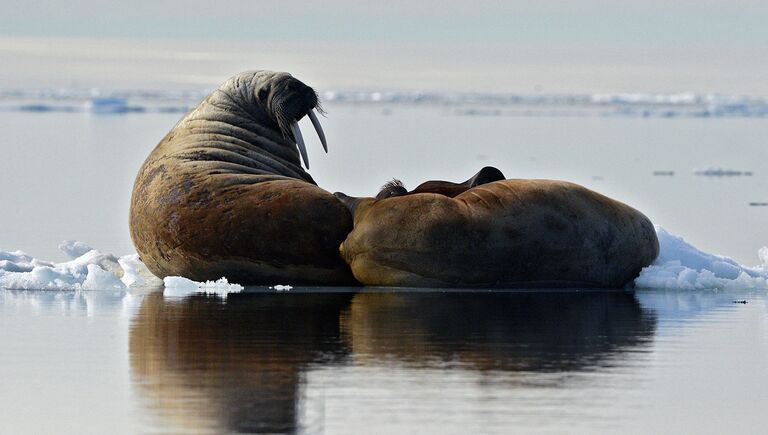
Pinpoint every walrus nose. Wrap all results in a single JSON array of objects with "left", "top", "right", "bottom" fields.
[{"left": 289, "top": 109, "right": 328, "bottom": 170}]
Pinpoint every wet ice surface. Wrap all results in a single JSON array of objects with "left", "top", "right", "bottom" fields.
[
  {"left": 2, "top": 225, "right": 767, "bottom": 292},
  {"left": 1, "top": 287, "right": 767, "bottom": 434}
]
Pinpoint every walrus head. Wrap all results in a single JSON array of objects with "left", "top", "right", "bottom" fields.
[
  {"left": 252, "top": 72, "right": 327, "bottom": 169},
  {"left": 334, "top": 166, "right": 506, "bottom": 214}
]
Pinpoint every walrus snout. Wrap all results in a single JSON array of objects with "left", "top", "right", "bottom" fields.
[
  {"left": 271, "top": 77, "right": 319, "bottom": 126},
  {"left": 264, "top": 74, "right": 328, "bottom": 169}
]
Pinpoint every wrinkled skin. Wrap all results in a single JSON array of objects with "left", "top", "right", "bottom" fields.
[
  {"left": 339, "top": 167, "right": 659, "bottom": 288},
  {"left": 130, "top": 71, "right": 356, "bottom": 284}
]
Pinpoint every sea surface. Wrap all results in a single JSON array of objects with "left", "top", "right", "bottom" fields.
[
  {"left": 1, "top": 288, "right": 767, "bottom": 434},
  {"left": 0, "top": 93, "right": 767, "bottom": 434}
]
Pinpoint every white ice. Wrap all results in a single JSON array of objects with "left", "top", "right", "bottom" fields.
[
  {"left": 162, "top": 276, "right": 243, "bottom": 299},
  {"left": 634, "top": 227, "right": 768, "bottom": 290},
  {"left": 0, "top": 241, "right": 162, "bottom": 291},
  {"left": 270, "top": 284, "right": 293, "bottom": 291}
]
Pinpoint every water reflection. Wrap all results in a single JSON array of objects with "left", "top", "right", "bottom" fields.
[
  {"left": 343, "top": 291, "right": 656, "bottom": 371},
  {"left": 129, "top": 290, "right": 656, "bottom": 433}
]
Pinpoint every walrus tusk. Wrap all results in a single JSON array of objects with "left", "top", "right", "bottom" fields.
[
  {"left": 290, "top": 121, "right": 310, "bottom": 169},
  {"left": 308, "top": 109, "right": 328, "bottom": 153}
]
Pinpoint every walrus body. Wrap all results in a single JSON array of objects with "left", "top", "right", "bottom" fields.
[
  {"left": 339, "top": 175, "right": 659, "bottom": 288},
  {"left": 130, "top": 71, "right": 355, "bottom": 284}
]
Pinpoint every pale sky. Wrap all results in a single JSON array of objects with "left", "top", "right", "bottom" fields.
[{"left": 1, "top": 0, "right": 767, "bottom": 93}]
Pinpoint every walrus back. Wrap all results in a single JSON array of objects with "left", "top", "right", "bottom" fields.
[{"left": 340, "top": 179, "right": 659, "bottom": 288}]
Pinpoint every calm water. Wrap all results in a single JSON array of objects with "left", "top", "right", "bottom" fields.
[{"left": 1, "top": 288, "right": 766, "bottom": 434}]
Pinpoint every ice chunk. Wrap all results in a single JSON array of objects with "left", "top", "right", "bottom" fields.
[
  {"left": 58, "top": 240, "right": 94, "bottom": 259},
  {"left": 635, "top": 228, "right": 768, "bottom": 290},
  {"left": 163, "top": 276, "right": 243, "bottom": 299},
  {"left": 0, "top": 241, "right": 161, "bottom": 291},
  {"left": 759, "top": 247, "right": 768, "bottom": 269},
  {"left": 118, "top": 254, "right": 163, "bottom": 288},
  {"left": 82, "top": 264, "right": 125, "bottom": 290},
  {"left": 270, "top": 284, "right": 293, "bottom": 291}
]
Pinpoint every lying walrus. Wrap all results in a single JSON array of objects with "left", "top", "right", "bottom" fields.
[
  {"left": 130, "top": 70, "right": 355, "bottom": 284},
  {"left": 336, "top": 167, "right": 659, "bottom": 288},
  {"left": 131, "top": 70, "right": 658, "bottom": 288}
]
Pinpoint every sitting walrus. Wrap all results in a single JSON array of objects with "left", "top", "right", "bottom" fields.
[
  {"left": 336, "top": 167, "right": 659, "bottom": 288},
  {"left": 130, "top": 70, "right": 356, "bottom": 285}
]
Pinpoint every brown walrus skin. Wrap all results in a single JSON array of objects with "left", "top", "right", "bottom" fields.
[
  {"left": 129, "top": 71, "right": 356, "bottom": 285},
  {"left": 338, "top": 167, "right": 659, "bottom": 288}
]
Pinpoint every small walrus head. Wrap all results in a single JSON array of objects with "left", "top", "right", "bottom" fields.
[
  {"left": 334, "top": 166, "right": 506, "bottom": 214},
  {"left": 254, "top": 72, "right": 328, "bottom": 169}
]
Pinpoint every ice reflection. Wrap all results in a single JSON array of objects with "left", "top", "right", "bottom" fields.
[
  {"left": 0, "top": 288, "right": 145, "bottom": 318},
  {"left": 129, "top": 290, "right": 656, "bottom": 433}
]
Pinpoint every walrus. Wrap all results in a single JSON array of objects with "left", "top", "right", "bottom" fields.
[
  {"left": 129, "top": 70, "right": 356, "bottom": 284},
  {"left": 336, "top": 167, "right": 659, "bottom": 288}
]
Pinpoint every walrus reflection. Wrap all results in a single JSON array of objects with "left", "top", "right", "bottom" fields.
[
  {"left": 342, "top": 291, "right": 656, "bottom": 370},
  {"left": 129, "top": 291, "right": 655, "bottom": 433},
  {"left": 129, "top": 292, "right": 353, "bottom": 434}
]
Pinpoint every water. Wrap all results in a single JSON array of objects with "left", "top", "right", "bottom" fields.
[
  {"left": 1, "top": 288, "right": 766, "bottom": 434},
  {"left": 0, "top": 90, "right": 767, "bottom": 434}
]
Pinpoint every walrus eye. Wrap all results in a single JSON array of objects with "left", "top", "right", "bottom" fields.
[{"left": 288, "top": 109, "right": 328, "bottom": 170}]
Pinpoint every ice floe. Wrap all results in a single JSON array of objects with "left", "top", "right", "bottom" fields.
[
  {"left": 162, "top": 276, "right": 243, "bottom": 299},
  {"left": 2, "top": 229, "right": 767, "bottom": 292},
  {"left": 270, "top": 284, "right": 293, "bottom": 291},
  {"left": 0, "top": 241, "right": 162, "bottom": 291},
  {"left": 634, "top": 228, "right": 768, "bottom": 290},
  {"left": 694, "top": 167, "right": 753, "bottom": 177}
]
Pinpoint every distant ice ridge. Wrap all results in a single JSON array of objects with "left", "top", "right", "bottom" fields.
[
  {"left": 635, "top": 228, "right": 768, "bottom": 290},
  {"left": 1, "top": 87, "right": 768, "bottom": 118},
  {"left": 0, "top": 241, "right": 162, "bottom": 290}
]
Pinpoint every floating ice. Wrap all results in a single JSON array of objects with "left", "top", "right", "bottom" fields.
[
  {"left": 635, "top": 228, "right": 768, "bottom": 290},
  {"left": 118, "top": 254, "right": 164, "bottom": 288},
  {"left": 163, "top": 276, "right": 243, "bottom": 299},
  {"left": 3, "top": 230, "right": 766, "bottom": 292},
  {"left": 694, "top": 167, "right": 753, "bottom": 177},
  {"left": 270, "top": 284, "right": 293, "bottom": 291},
  {"left": 0, "top": 242, "right": 161, "bottom": 291}
]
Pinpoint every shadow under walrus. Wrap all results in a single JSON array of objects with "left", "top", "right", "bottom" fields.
[{"left": 129, "top": 290, "right": 656, "bottom": 433}]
